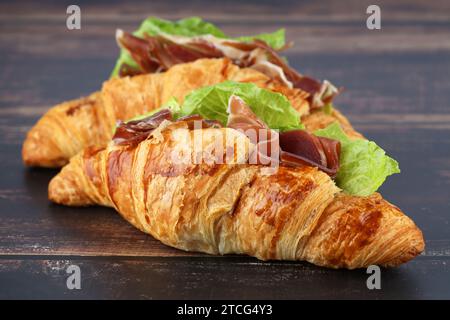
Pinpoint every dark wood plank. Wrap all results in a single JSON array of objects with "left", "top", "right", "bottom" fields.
[{"left": 1, "top": 256, "right": 450, "bottom": 299}]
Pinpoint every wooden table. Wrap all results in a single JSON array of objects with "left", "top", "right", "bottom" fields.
[{"left": 1, "top": 0, "right": 449, "bottom": 299}]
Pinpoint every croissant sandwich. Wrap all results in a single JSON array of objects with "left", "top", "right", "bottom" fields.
[
  {"left": 23, "top": 17, "right": 340, "bottom": 168},
  {"left": 49, "top": 82, "right": 424, "bottom": 269}
]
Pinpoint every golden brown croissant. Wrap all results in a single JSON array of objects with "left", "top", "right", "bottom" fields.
[
  {"left": 23, "top": 58, "right": 313, "bottom": 168},
  {"left": 302, "top": 109, "right": 363, "bottom": 140},
  {"left": 48, "top": 123, "right": 424, "bottom": 269}
]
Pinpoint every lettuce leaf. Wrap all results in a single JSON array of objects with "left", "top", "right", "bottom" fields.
[
  {"left": 236, "top": 28, "right": 286, "bottom": 50},
  {"left": 315, "top": 122, "right": 400, "bottom": 196},
  {"left": 111, "top": 17, "right": 285, "bottom": 77},
  {"left": 135, "top": 16, "right": 226, "bottom": 38},
  {"left": 178, "top": 81, "right": 303, "bottom": 131}
]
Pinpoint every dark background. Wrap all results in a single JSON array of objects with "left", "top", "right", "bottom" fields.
[{"left": 0, "top": 0, "right": 449, "bottom": 299}]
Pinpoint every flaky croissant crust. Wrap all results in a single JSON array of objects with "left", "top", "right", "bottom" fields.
[{"left": 49, "top": 125, "right": 424, "bottom": 269}]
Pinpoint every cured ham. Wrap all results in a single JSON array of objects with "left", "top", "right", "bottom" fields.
[{"left": 227, "top": 95, "right": 340, "bottom": 175}]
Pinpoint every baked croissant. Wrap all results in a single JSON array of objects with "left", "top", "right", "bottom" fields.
[
  {"left": 48, "top": 121, "right": 424, "bottom": 269},
  {"left": 23, "top": 58, "right": 314, "bottom": 168}
]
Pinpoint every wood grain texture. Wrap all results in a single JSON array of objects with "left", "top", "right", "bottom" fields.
[
  {"left": 0, "top": 0, "right": 449, "bottom": 299},
  {"left": 2, "top": 257, "right": 450, "bottom": 299}
]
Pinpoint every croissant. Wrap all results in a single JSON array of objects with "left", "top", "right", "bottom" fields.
[
  {"left": 23, "top": 58, "right": 315, "bottom": 168},
  {"left": 48, "top": 122, "right": 424, "bottom": 269}
]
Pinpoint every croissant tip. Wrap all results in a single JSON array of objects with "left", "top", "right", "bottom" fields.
[
  {"left": 22, "top": 132, "right": 67, "bottom": 168},
  {"left": 48, "top": 161, "right": 94, "bottom": 207},
  {"left": 382, "top": 228, "right": 425, "bottom": 268},
  {"left": 48, "top": 175, "right": 63, "bottom": 204}
]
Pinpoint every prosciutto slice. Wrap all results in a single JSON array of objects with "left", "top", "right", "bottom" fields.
[
  {"left": 116, "top": 30, "right": 338, "bottom": 109},
  {"left": 227, "top": 95, "right": 340, "bottom": 176},
  {"left": 113, "top": 110, "right": 223, "bottom": 147},
  {"left": 113, "top": 109, "right": 173, "bottom": 146},
  {"left": 279, "top": 130, "right": 340, "bottom": 177}
]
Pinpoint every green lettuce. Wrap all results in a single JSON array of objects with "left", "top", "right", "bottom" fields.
[
  {"left": 178, "top": 81, "right": 303, "bottom": 131},
  {"left": 315, "top": 122, "right": 400, "bottom": 196},
  {"left": 135, "top": 16, "right": 226, "bottom": 38},
  {"left": 236, "top": 28, "right": 286, "bottom": 51},
  {"left": 111, "top": 17, "right": 285, "bottom": 77}
]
